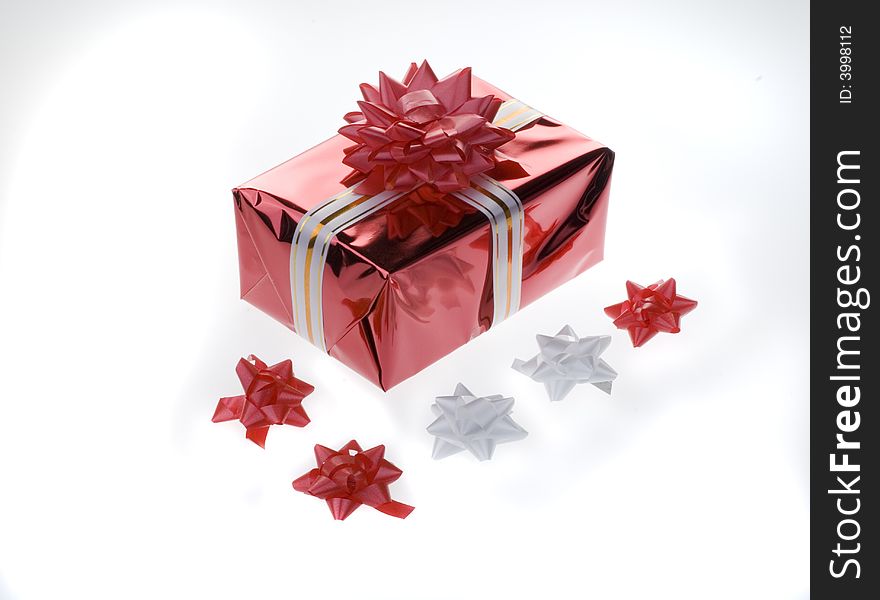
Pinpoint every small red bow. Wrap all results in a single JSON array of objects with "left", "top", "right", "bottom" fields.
[
  {"left": 212, "top": 355, "right": 315, "bottom": 447},
  {"left": 604, "top": 279, "right": 698, "bottom": 347},
  {"left": 293, "top": 440, "right": 415, "bottom": 520}
]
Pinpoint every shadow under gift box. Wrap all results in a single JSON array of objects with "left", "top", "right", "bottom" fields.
[{"left": 233, "top": 77, "right": 614, "bottom": 390}]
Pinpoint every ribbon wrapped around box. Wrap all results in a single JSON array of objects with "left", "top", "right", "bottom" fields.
[{"left": 233, "top": 61, "right": 614, "bottom": 390}]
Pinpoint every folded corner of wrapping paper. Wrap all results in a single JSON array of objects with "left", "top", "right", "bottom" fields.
[{"left": 233, "top": 188, "right": 296, "bottom": 329}]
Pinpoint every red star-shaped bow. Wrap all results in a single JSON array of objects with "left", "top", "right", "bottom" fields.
[
  {"left": 339, "top": 60, "right": 525, "bottom": 194},
  {"left": 292, "top": 440, "right": 415, "bottom": 520},
  {"left": 604, "top": 279, "right": 698, "bottom": 347},
  {"left": 212, "top": 355, "right": 315, "bottom": 447}
]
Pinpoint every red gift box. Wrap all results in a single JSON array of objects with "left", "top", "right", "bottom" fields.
[{"left": 233, "top": 63, "right": 614, "bottom": 390}]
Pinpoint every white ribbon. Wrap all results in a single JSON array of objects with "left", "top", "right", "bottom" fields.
[
  {"left": 512, "top": 325, "right": 618, "bottom": 401},
  {"left": 426, "top": 383, "right": 528, "bottom": 461}
]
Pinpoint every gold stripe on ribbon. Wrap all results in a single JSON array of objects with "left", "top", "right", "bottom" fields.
[
  {"left": 453, "top": 174, "right": 524, "bottom": 325},
  {"left": 473, "top": 183, "right": 515, "bottom": 318},
  {"left": 302, "top": 194, "right": 379, "bottom": 343},
  {"left": 495, "top": 99, "right": 543, "bottom": 132},
  {"left": 291, "top": 187, "right": 357, "bottom": 331}
]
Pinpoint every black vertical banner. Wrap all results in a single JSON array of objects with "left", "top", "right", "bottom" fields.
[{"left": 811, "top": 2, "right": 878, "bottom": 597}]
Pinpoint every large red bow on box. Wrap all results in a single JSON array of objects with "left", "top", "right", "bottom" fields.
[
  {"left": 292, "top": 440, "right": 414, "bottom": 520},
  {"left": 339, "top": 60, "right": 526, "bottom": 195}
]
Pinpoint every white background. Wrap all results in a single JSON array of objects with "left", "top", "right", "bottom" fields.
[{"left": 0, "top": 1, "right": 809, "bottom": 598}]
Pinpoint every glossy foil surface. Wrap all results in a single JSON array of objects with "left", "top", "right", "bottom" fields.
[{"left": 233, "top": 77, "right": 614, "bottom": 390}]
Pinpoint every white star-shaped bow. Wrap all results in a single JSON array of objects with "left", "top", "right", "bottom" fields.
[
  {"left": 426, "top": 383, "right": 528, "bottom": 461},
  {"left": 512, "top": 325, "right": 618, "bottom": 401}
]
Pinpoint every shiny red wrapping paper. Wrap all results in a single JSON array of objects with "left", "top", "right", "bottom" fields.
[{"left": 233, "top": 76, "right": 614, "bottom": 390}]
